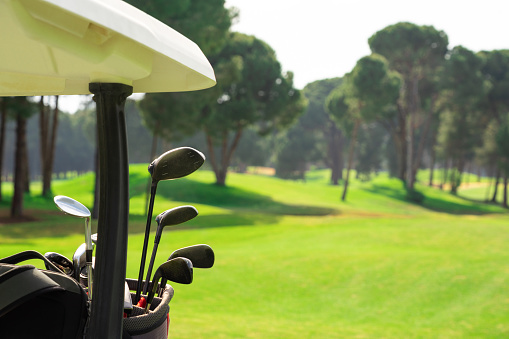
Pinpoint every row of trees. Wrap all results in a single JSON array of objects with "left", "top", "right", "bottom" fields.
[
  {"left": 282, "top": 22, "right": 509, "bottom": 205},
  {"left": 4, "top": 5, "right": 509, "bottom": 216}
]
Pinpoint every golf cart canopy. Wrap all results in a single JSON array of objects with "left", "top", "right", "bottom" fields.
[{"left": 0, "top": 0, "right": 216, "bottom": 96}]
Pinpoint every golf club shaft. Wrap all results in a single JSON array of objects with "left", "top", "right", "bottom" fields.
[
  {"left": 85, "top": 217, "right": 93, "bottom": 300},
  {"left": 135, "top": 182, "right": 157, "bottom": 302},
  {"left": 142, "top": 242, "right": 160, "bottom": 294}
]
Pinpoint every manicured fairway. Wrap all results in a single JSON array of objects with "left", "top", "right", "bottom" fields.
[{"left": 0, "top": 168, "right": 508, "bottom": 338}]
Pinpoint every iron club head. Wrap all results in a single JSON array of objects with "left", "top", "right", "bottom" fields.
[
  {"left": 146, "top": 257, "right": 193, "bottom": 311},
  {"left": 168, "top": 244, "right": 214, "bottom": 269}
]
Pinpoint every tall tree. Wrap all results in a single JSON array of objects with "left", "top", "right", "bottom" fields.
[
  {"left": 273, "top": 78, "right": 342, "bottom": 181},
  {"left": 327, "top": 54, "right": 401, "bottom": 201},
  {"left": 125, "top": 0, "right": 234, "bottom": 56},
  {"left": 303, "top": 78, "right": 344, "bottom": 185},
  {"left": 8, "top": 97, "right": 36, "bottom": 217},
  {"left": 127, "top": 0, "right": 235, "bottom": 182},
  {"left": 204, "top": 33, "right": 306, "bottom": 185},
  {"left": 369, "top": 22, "right": 448, "bottom": 188},
  {"left": 495, "top": 114, "right": 509, "bottom": 207},
  {"left": 435, "top": 46, "right": 486, "bottom": 194},
  {"left": 477, "top": 50, "right": 509, "bottom": 202}
]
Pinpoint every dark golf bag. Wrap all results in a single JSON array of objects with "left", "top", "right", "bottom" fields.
[
  {"left": 0, "top": 250, "right": 89, "bottom": 339},
  {"left": 123, "top": 278, "right": 174, "bottom": 339}
]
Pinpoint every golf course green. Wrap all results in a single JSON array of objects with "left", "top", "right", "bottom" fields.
[{"left": 0, "top": 165, "right": 507, "bottom": 338}]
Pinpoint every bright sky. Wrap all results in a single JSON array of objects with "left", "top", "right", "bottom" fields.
[
  {"left": 59, "top": 0, "right": 508, "bottom": 112},
  {"left": 225, "top": 0, "right": 509, "bottom": 89}
]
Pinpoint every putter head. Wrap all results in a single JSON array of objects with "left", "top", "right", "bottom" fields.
[
  {"left": 169, "top": 244, "right": 214, "bottom": 269},
  {"left": 156, "top": 205, "right": 198, "bottom": 228},
  {"left": 54, "top": 195, "right": 91, "bottom": 219},
  {"left": 148, "top": 147, "right": 205, "bottom": 183},
  {"left": 44, "top": 252, "right": 74, "bottom": 276}
]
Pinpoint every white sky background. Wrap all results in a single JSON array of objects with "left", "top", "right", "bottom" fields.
[
  {"left": 225, "top": 0, "right": 509, "bottom": 89},
  {"left": 59, "top": 0, "right": 509, "bottom": 112}
]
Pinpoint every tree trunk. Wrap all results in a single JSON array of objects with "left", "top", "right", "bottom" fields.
[
  {"left": 396, "top": 105, "right": 407, "bottom": 181},
  {"left": 329, "top": 123, "right": 343, "bottom": 185},
  {"left": 41, "top": 96, "right": 60, "bottom": 196},
  {"left": 428, "top": 127, "right": 438, "bottom": 187},
  {"left": 0, "top": 98, "right": 6, "bottom": 201},
  {"left": 411, "top": 94, "right": 435, "bottom": 185},
  {"left": 11, "top": 115, "right": 27, "bottom": 217},
  {"left": 39, "top": 97, "right": 48, "bottom": 195},
  {"left": 428, "top": 152, "right": 436, "bottom": 187},
  {"left": 503, "top": 173, "right": 508, "bottom": 208},
  {"left": 406, "top": 77, "right": 419, "bottom": 190},
  {"left": 450, "top": 158, "right": 465, "bottom": 195},
  {"left": 440, "top": 160, "right": 449, "bottom": 190},
  {"left": 491, "top": 167, "right": 500, "bottom": 203},
  {"left": 206, "top": 128, "right": 243, "bottom": 186},
  {"left": 341, "top": 119, "right": 359, "bottom": 201}
]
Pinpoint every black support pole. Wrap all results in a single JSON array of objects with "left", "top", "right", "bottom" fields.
[{"left": 87, "top": 83, "right": 133, "bottom": 338}]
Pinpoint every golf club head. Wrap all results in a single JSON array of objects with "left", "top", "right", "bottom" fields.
[
  {"left": 142, "top": 207, "right": 198, "bottom": 295},
  {"left": 156, "top": 257, "right": 193, "bottom": 285},
  {"left": 73, "top": 243, "right": 87, "bottom": 282},
  {"left": 156, "top": 205, "right": 199, "bottom": 229},
  {"left": 54, "top": 195, "right": 91, "bottom": 219},
  {"left": 44, "top": 252, "right": 74, "bottom": 276},
  {"left": 169, "top": 244, "right": 215, "bottom": 269},
  {"left": 148, "top": 147, "right": 205, "bottom": 183},
  {"left": 146, "top": 257, "right": 193, "bottom": 311}
]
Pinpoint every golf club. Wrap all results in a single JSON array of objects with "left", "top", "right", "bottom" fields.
[
  {"left": 72, "top": 243, "right": 87, "bottom": 282},
  {"left": 135, "top": 147, "right": 205, "bottom": 303},
  {"left": 44, "top": 252, "right": 74, "bottom": 276},
  {"left": 158, "top": 244, "right": 214, "bottom": 294},
  {"left": 168, "top": 244, "right": 214, "bottom": 268},
  {"left": 54, "top": 195, "right": 94, "bottom": 300},
  {"left": 142, "top": 205, "right": 198, "bottom": 295},
  {"left": 145, "top": 257, "right": 193, "bottom": 312}
]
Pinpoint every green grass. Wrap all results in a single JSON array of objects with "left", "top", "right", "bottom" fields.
[{"left": 0, "top": 167, "right": 509, "bottom": 338}]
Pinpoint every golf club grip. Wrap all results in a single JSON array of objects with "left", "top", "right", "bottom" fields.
[{"left": 134, "top": 183, "right": 157, "bottom": 302}]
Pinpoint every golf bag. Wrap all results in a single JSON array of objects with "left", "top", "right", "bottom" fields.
[
  {"left": 0, "top": 250, "right": 89, "bottom": 339},
  {"left": 123, "top": 278, "right": 174, "bottom": 339}
]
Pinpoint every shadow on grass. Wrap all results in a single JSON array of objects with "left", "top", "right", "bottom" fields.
[
  {"left": 364, "top": 184, "right": 505, "bottom": 215},
  {"left": 130, "top": 172, "right": 339, "bottom": 217},
  {"left": 0, "top": 211, "right": 86, "bottom": 240},
  {"left": 128, "top": 212, "right": 286, "bottom": 235}
]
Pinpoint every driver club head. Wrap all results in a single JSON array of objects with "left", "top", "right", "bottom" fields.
[{"left": 148, "top": 147, "right": 205, "bottom": 183}]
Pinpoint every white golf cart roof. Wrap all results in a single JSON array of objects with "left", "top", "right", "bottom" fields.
[{"left": 0, "top": 0, "right": 216, "bottom": 96}]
